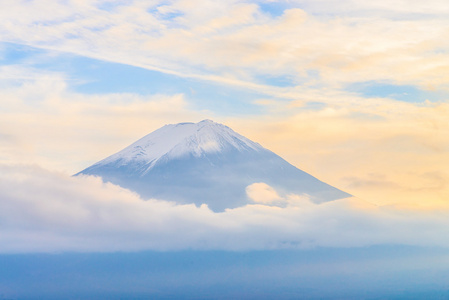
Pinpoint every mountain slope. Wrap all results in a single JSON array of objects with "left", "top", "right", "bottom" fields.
[{"left": 77, "top": 120, "right": 351, "bottom": 211}]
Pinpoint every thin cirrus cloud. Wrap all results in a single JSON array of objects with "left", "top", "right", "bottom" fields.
[
  {"left": 1, "top": 163, "right": 449, "bottom": 253},
  {"left": 290, "top": 0, "right": 449, "bottom": 16},
  {"left": 0, "top": 0, "right": 448, "bottom": 95},
  {"left": 0, "top": 64, "right": 208, "bottom": 172}
]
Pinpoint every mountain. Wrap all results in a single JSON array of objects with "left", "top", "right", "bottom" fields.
[{"left": 76, "top": 120, "right": 351, "bottom": 211}]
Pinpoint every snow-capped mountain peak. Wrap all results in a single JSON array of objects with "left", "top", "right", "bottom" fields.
[
  {"left": 94, "top": 120, "right": 263, "bottom": 173},
  {"left": 78, "top": 120, "right": 351, "bottom": 211}
]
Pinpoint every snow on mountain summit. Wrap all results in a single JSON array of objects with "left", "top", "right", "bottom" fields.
[{"left": 95, "top": 119, "right": 263, "bottom": 173}]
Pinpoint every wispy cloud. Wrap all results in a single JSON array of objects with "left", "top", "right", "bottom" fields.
[
  {"left": 290, "top": 0, "right": 449, "bottom": 17},
  {"left": 0, "top": 65, "right": 207, "bottom": 172},
  {"left": 1, "top": 0, "right": 448, "bottom": 95}
]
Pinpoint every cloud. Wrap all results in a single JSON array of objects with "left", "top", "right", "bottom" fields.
[
  {"left": 0, "top": 0, "right": 448, "bottom": 94},
  {"left": 1, "top": 164, "right": 449, "bottom": 253},
  {"left": 291, "top": 0, "right": 449, "bottom": 17},
  {"left": 246, "top": 182, "right": 282, "bottom": 204},
  {"left": 0, "top": 65, "right": 208, "bottom": 172}
]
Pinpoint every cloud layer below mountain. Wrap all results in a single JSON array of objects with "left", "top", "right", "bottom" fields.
[{"left": 1, "top": 164, "right": 448, "bottom": 253}]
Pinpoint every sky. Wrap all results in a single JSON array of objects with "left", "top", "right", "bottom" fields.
[{"left": 1, "top": 0, "right": 449, "bottom": 254}]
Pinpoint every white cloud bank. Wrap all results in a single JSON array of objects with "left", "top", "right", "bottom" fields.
[{"left": 1, "top": 164, "right": 449, "bottom": 253}]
